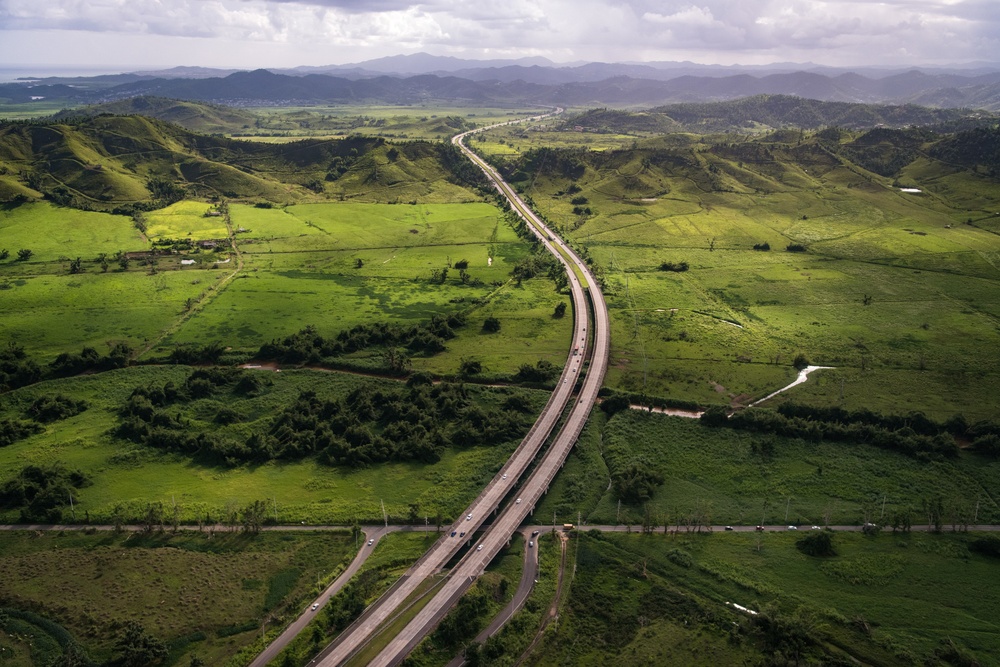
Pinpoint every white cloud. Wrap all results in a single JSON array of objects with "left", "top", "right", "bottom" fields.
[{"left": 0, "top": 0, "right": 996, "bottom": 68}]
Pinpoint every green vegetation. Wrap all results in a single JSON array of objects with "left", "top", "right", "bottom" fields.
[
  {"left": 0, "top": 366, "right": 549, "bottom": 524},
  {"left": 478, "top": 123, "right": 1000, "bottom": 418},
  {"left": 0, "top": 529, "right": 356, "bottom": 666},
  {"left": 537, "top": 410, "right": 1000, "bottom": 528},
  {"left": 526, "top": 529, "right": 1000, "bottom": 666}
]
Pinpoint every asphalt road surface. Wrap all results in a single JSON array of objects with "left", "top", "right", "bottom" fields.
[
  {"left": 249, "top": 526, "right": 390, "bottom": 667},
  {"left": 310, "top": 106, "right": 612, "bottom": 667},
  {"left": 361, "top": 111, "right": 612, "bottom": 667}
]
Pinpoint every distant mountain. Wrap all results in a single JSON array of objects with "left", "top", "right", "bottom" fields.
[{"left": 5, "top": 67, "right": 1000, "bottom": 112}]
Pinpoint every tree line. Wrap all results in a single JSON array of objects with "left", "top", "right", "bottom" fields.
[{"left": 114, "top": 368, "right": 535, "bottom": 467}]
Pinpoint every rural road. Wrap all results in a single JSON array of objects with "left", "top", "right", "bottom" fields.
[
  {"left": 248, "top": 525, "right": 390, "bottom": 667},
  {"left": 443, "top": 528, "right": 540, "bottom": 667}
]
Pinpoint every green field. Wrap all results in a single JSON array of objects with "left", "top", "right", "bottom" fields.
[
  {"left": 536, "top": 410, "right": 1000, "bottom": 528},
  {"left": 525, "top": 529, "right": 1000, "bottom": 666},
  {"left": 0, "top": 366, "right": 549, "bottom": 524},
  {"left": 485, "top": 128, "right": 1000, "bottom": 417},
  {"left": 0, "top": 530, "right": 356, "bottom": 667}
]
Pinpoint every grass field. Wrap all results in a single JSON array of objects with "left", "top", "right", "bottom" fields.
[
  {"left": 526, "top": 529, "right": 1000, "bottom": 666},
  {"left": 1, "top": 199, "right": 569, "bottom": 374},
  {"left": 0, "top": 366, "right": 549, "bottom": 525},
  {"left": 483, "top": 129, "right": 1000, "bottom": 417},
  {"left": 0, "top": 530, "right": 355, "bottom": 667},
  {"left": 537, "top": 410, "right": 1000, "bottom": 528}
]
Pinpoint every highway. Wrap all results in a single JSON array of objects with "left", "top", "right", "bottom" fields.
[
  {"left": 360, "top": 111, "right": 612, "bottom": 666},
  {"left": 310, "top": 105, "right": 610, "bottom": 667}
]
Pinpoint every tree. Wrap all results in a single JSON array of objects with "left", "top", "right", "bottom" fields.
[
  {"left": 355, "top": 258, "right": 364, "bottom": 268},
  {"left": 382, "top": 347, "right": 411, "bottom": 374},
  {"left": 118, "top": 255, "right": 131, "bottom": 271},
  {"left": 796, "top": 530, "right": 836, "bottom": 557},
  {"left": 459, "top": 358, "right": 482, "bottom": 376},
  {"left": 16, "top": 248, "right": 32, "bottom": 261},
  {"left": 241, "top": 499, "right": 268, "bottom": 534},
  {"left": 553, "top": 301, "right": 567, "bottom": 318},
  {"left": 0, "top": 249, "right": 9, "bottom": 260},
  {"left": 792, "top": 353, "right": 810, "bottom": 370},
  {"left": 111, "top": 621, "right": 167, "bottom": 667},
  {"left": 69, "top": 257, "right": 83, "bottom": 274},
  {"left": 482, "top": 317, "right": 501, "bottom": 333}
]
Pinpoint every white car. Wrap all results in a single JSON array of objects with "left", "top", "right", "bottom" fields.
[
  {"left": 502, "top": 473, "right": 507, "bottom": 480},
  {"left": 528, "top": 541, "right": 533, "bottom": 547},
  {"left": 367, "top": 538, "right": 374, "bottom": 546},
  {"left": 311, "top": 603, "right": 319, "bottom": 611},
  {"left": 477, "top": 544, "right": 483, "bottom": 551},
  {"left": 787, "top": 525, "right": 797, "bottom": 530},
  {"left": 516, "top": 498, "right": 522, "bottom": 504},
  {"left": 466, "top": 514, "right": 473, "bottom": 521}
]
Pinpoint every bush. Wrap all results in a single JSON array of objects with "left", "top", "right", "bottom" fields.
[{"left": 796, "top": 530, "right": 837, "bottom": 557}]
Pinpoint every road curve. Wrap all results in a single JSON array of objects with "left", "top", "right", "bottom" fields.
[
  {"left": 249, "top": 526, "right": 390, "bottom": 667},
  {"left": 310, "top": 106, "right": 603, "bottom": 667},
  {"left": 444, "top": 528, "right": 540, "bottom": 667},
  {"left": 365, "top": 113, "right": 612, "bottom": 666}
]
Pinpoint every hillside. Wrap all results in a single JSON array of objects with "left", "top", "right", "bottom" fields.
[
  {"left": 0, "top": 115, "right": 486, "bottom": 209},
  {"left": 51, "top": 96, "right": 258, "bottom": 134},
  {"left": 567, "top": 95, "right": 997, "bottom": 134}
]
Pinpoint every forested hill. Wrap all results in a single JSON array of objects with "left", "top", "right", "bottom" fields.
[
  {"left": 0, "top": 115, "right": 485, "bottom": 210},
  {"left": 568, "top": 96, "right": 998, "bottom": 134},
  {"left": 51, "top": 96, "right": 258, "bottom": 135}
]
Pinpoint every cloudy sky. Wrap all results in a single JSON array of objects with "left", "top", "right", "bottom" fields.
[{"left": 0, "top": 0, "right": 997, "bottom": 72}]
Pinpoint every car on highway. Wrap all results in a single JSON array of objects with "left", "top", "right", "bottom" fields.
[
  {"left": 311, "top": 603, "right": 319, "bottom": 611},
  {"left": 367, "top": 538, "right": 374, "bottom": 545},
  {"left": 477, "top": 544, "right": 483, "bottom": 551},
  {"left": 528, "top": 541, "right": 533, "bottom": 547},
  {"left": 466, "top": 514, "right": 472, "bottom": 521},
  {"left": 450, "top": 531, "right": 456, "bottom": 537},
  {"left": 516, "top": 498, "right": 521, "bottom": 504},
  {"left": 787, "top": 525, "right": 797, "bottom": 530},
  {"left": 755, "top": 525, "right": 764, "bottom": 531},
  {"left": 724, "top": 525, "right": 734, "bottom": 531},
  {"left": 502, "top": 473, "right": 507, "bottom": 480},
  {"left": 460, "top": 531, "right": 465, "bottom": 537},
  {"left": 811, "top": 525, "right": 821, "bottom": 530}
]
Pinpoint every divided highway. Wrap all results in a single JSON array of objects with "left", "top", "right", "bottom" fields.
[
  {"left": 310, "top": 106, "right": 611, "bottom": 666},
  {"left": 361, "top": 114, "right": 612, "bottom": 665}
]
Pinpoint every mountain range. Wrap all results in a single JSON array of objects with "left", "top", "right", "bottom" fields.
[{"left": 4, "top": 54, "right": 1000, "bottom": 111}]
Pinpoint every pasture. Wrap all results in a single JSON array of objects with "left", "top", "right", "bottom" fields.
[
  {"left": 0, "top": 366, "right": 548, "bottom": 524},
  {"left": 538, "top": 410, "right": 1000, "bottom": 528},
  {"left": 0, "top": 530, "right": 356, "bottom": 667},
  {"left": 491, "top": 129, "right": 1000, "bottom": 417},
  {"left": 530, "top": 529, "right": 1000, "bottom": 666}
]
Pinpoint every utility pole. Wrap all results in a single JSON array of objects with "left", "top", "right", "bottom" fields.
[
  {"left": 616, "top": 499, "right": 621, "bottom": 526},
  {"left": 273, "top": 497, "right": 278, "bottom": 523},
  {"left": 381, "top": 499, "right": 388, "bottom": 527},
  {"left": 880, "top": 495, "right": 887, "bottom": 520},
  {"left": 69, "top": 492, "right": 75, "bottom": 521},
  {"left": 784, "top": 497, "right": 791, "bottom": 523}
]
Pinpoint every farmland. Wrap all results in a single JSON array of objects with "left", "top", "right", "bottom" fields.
[
  {"left": 525, "top": 529, "right": 1000, "bottom": 666},
  {"left": 473, "top": 122, "right": 1000, "bottom": 418}
]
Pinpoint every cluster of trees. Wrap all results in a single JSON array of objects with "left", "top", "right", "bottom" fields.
[
  {"left": 27, "top": 394, "right": 88, "bottom": 423},
  {"left": 701, "top": 403, "right": 962, "bottom": 460},
  {"left": 612, "top": 463, "right": 665, "bottom": 504},
  {"left": 258, "top": 315, "right": 466, "bottom": 365},
  {"left": 114, "top": 370, "right": 532, "bottom": 467},
  {"left": 48, "top": 343, "right": 133, "bottom": 378},
  {"left": 0, "top": 464, "right": 91, "bottom": 522},
  {"left": 514, "top": 359, "right": 559, "bottom": 383},
  {"left": 0, "top": 418, "right": 43, "bottom": 447},
  {"left": 658, "top": 261, "right": 689, "bottom": 272}
]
